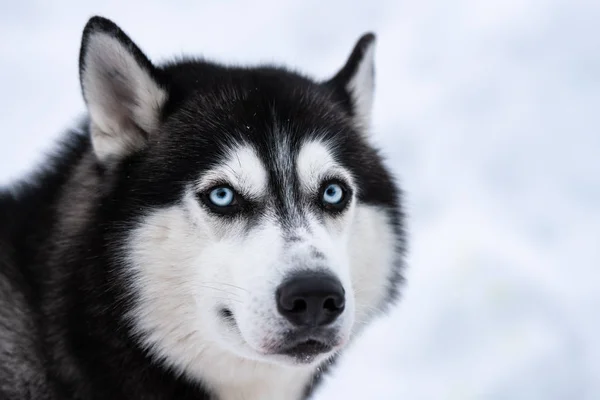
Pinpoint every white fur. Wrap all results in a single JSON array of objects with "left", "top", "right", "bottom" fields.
[
  {"left": 347, "top": 40, "right": 375, "bottom": 133},
  {"left": 81, "top": 33, "right": 166, "bottom": 162},
  {"left": 197, "top": 145, "right": 268, "bottom": 200},
  {"left": 348, "top": 205, "right": 397, "bottom": 328},
  {"left": 124, "top": 140, "right": 396, "bottom": 400},
  {"left": 296, "top": 140, "right": 355, "bottom": 193}
]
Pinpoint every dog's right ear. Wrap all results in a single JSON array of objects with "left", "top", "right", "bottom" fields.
[{"left": 79, "top": 17, "right": 167, "bottom": 163}]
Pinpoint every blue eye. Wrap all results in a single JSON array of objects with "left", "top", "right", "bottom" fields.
[
  {"left": 209, "top": 187, "right": 235, "bottom": 207},
  {"left": 322, "top": 183, "right": 344, "bottom": 205}
]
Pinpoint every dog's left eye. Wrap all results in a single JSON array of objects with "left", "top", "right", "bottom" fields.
[
  {"left": 322, "top": 183, "right": 344, "bottom": 204},
  {"left": 320, "top": 181, "right": 350, "bottom": 211}
]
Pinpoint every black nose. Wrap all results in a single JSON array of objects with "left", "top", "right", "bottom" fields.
[{"left": 276, "top": 272, "right": 345, "bottom": 327}]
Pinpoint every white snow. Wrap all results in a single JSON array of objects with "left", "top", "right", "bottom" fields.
[{"left": 1, "top": 1, "right": 599, "bottom": 398}]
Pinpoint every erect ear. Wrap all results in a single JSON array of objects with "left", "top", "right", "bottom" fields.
[
  {"left": 324, "top": 33, "right": 376, "bottom": 134},
  {"left": 79, "top": 16, "right": 167, "bottom": 162}
]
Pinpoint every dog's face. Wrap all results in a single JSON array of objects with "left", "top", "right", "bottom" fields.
[{"left": 80, "top": 17, "right": 403, "bottom": 376}]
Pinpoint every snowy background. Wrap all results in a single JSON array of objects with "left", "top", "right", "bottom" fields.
[{"left": 1, "top": 1, "right": 599, "bottom": 398}]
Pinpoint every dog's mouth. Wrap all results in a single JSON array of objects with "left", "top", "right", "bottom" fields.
[
  {"left": 218, "top": 307, "right": 337, "bottom": 363},
  {"left": 277, "top": 338, "right": 333, "bottom": 361}
]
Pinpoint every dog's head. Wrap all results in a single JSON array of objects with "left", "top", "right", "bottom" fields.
[{"left": 79, "top": 17, "right": 404, "bottom": 374}]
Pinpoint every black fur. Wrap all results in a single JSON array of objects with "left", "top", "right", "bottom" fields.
[{"left": 0, "top": 16, "right": 405, "bottom": 399}]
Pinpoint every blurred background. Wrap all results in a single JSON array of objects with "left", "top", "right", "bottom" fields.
[{"left": 1, "top": 1, "right": 599, "bottom": 398}]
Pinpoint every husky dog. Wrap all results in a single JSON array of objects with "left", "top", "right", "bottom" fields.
[{"left": 0, "top": 16, "right": 405, "bottom": 400}]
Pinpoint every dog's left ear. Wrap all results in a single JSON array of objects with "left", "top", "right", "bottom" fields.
[
  {"left": 79, "top": 16, "right": 167, "bottom": 163},
  {"left": 324, "top": 33, "right": 376, "bottom": 134}
]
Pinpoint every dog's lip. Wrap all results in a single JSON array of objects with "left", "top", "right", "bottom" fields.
[
  {"left": 269, "top": 328, "right": 341, "bottom": 359},
  {"left": 277, "top": 338, "right": 333, "bottom": 357},
  {"left": 218, "top": 307, "right": 341, "bottom": 360}
]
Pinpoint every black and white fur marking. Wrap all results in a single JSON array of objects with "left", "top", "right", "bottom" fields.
[{"left": 0, "top": 16, "right": 405, "bottom": 400}]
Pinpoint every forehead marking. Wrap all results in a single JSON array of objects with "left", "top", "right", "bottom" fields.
[
  {"left": 268, "top": 128, "right": 308, "bottom": 230},
  {"left": 198, "top": 145, "right": 267, "bottom": 199},
  {"left": 272, "top": 130, "right": 294, "bottom": 208},
  {"left": 296, "top": 140, "right": 350, "bottom": 192}
]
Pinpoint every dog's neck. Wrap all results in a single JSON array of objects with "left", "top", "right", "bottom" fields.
[
  {"left": 212, "top": 369, "right": 314, "bottom": 400},
  {"left": 196, "top": 354, "right": 318, "bottom": 400}
]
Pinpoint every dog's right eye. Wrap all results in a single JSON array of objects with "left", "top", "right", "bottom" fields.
[
  {"left": 200, "top": 185, "right": 244, "bottom": 215},
  {"left": 209, "top": 187, "right": 235, "bottom": 207}
]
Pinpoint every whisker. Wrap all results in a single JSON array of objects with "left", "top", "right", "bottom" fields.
[
  {"left": 197, "top": 284, "right": 242, "bottom": 297},
  {"left": 206, "top": 296, "right": 244, "bottom": 304},
  {"left": 200, "top": 281, "right": 249, "bottom": 293}
]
